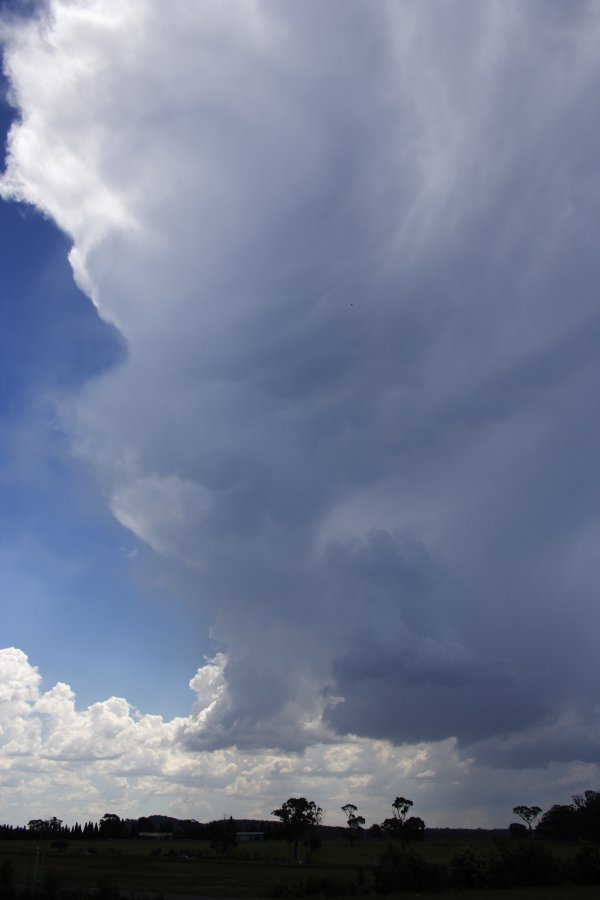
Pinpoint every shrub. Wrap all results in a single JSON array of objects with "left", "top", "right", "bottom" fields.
[
  {"left": 491, "top": 840, "right": 564, "bottom": 888},
  {"left": 449, "top": 847, "right": 490, "bottom": 889},
  {"left": 375, "top": 845, "right": 448, "bottom": 893},
  {"left": 569, "top": 843, "right": 600, "bottom": 884},
  {"left": 50, "top": 840, "right": 68, "bottom": 851}
]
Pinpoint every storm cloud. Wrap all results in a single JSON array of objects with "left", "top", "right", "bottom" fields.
[{"left": 2, "top": 0, "right": 600, "bottom": 811}]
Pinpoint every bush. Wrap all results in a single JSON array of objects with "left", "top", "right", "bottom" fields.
[
  {"left": 375, "top": 845, "right": 448, "bottom": 893},
  {"left": 449, "top": 847, "right": 490, "bottom": 889},
  {"left": 491, "top": 840, "right": 564, "bottom": 888},
  {"left": 50, "top": 840, "right": 68, "bottom": 851},
  {"left": 569, "top": 843, "right": 600, "bottom": 884}
]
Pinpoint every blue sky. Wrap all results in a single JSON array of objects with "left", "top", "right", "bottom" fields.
[
  {"left": 0, "top": 69, "right": 211, "bottom": 716},
  {"left": 1, "top": 0, "right": 600, "bottom": 829}
]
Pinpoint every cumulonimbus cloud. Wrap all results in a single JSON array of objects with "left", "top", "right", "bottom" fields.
[{"left": 2, "top": 0, "right": 600, "bottom": 786}]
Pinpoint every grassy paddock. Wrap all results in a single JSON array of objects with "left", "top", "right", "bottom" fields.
[{"left": 0, "top": 837, "right": 594, "bottom": 898}]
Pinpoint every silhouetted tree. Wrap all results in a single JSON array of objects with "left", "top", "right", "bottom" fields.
[
  {"left": 26, "top": 818, "right": 63, "bottom": 838},
  {"left": 133, "top": 817, "right": 155, "bottom": 836},
  {"left": 341, "top": 803, "right": 365, "bottom": 844},
  {"left": 272, "top": 797, "right": 323, "bottom": 860},
  {"left": 303, "top": 829, "right": 321, "bottom": 863},
  {"left": 179, "top": 819, "right": 205, "bottom": 839},
  {"left": 572, "top": 790, "right": 600, "bottom": 842},
  {"left": 99, "top": 814, "right": 126, "bottom": 840},
  {"left": 209, "top": 817, "right": 238, "bottom": 857},
  {"left": 381, "top": 796, "right": 425, "bottom": 843},
  {"left": 402, "top": 816, "right": 426, "bottom": 844},
  {"left": 513, "top": 805, "right": 541, "bottom": 836},
  {"left": 537, "top": 791, "right": 600, "bottom": 842},
  {"left": 82, "top": 821, "right": 98, "bottom": 840}
]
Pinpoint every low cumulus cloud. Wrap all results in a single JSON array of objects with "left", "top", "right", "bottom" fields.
[
  {"left": 2, "top": 0, "right": 600, "bottom": 805},
  {"left": 1, "top": 647, "right": 598, "bottom": 827}
]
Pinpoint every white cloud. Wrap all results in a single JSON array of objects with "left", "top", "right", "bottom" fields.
[
  {"left": 3, "top": 647, "right": 599, "bottom": 828},
  {"left": 0, "top": 646, "right": 40, "bottom": 706}
]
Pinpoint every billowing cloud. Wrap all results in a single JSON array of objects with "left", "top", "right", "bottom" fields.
[
  {"left": 2, "top": 0, "right": 600, "bottom": 823},
  {"left": 1, "top": 648, "right": 598, "bottom": 828}
]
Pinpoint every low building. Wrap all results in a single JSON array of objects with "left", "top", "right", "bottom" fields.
[{"left": 137, "top": 832, "right": 173, "bottom": 840}]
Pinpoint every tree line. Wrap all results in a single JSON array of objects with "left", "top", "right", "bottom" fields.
[
  {"left": 0, "top": 814, "right": 274, "bottom": 843},
  {"left": 531, "top": 790, "right": 600, "bottom": 842},
  {"left": 1, "top": 788, "right": 598, "bottom": 848},
  {"left": 0, "top": 791, "right": 599, "bottom": 896}
]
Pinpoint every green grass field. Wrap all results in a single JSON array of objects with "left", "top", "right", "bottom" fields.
[{"left": 0, "top": 837, "right": 596, "bottom": 899}]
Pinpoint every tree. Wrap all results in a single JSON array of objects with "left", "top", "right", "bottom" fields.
[
  {"left": 209, "top": 817, "right": 238, "bottom": 858},
  {"left": 272, "top": 797, "right": 323, "bottom": 861},
  {"left": 512, "top": 806, "right": 542, "bottom": 836},
  {"left": 382, "top": 796, "right": 412, "bottom": 840},
  {"left": 99, "top": 813, "right": 126, "bottom": 840},
  {"left": 572, "top": 790, "right": 600, "bottom": 842},
  {"left": 381, "top": 797, "right": 425, "bottom": 845},
  {"left": 392, "top": 797, "right": 413, "bottom": 822},
  {"left": 26, "top": 818, "right": 63, "bottom": 838},
  {"left": 402, "top": 816, "right": 426, "bottom": 844},
  {"left": 537, "top": 792, "right": 600, "bottom": 842},
  {"left": 341, "top": 803, "right": 365, "bottom": 845},
  {"left": 303, "top": 828, "right": 321, "bottom": 864},
  {"left": 133, "top": 817, "right": 155, "bottom": 836}
]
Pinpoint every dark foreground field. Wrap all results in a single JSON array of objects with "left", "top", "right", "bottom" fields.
[{"left": 1, "top": 837, "right": 598, "bottom": 900}]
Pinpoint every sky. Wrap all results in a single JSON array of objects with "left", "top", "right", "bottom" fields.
[{"left": 1, "top": 0, "right": 600, "bottom": 830}]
